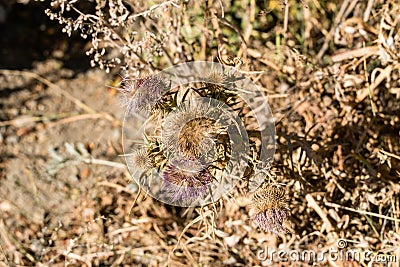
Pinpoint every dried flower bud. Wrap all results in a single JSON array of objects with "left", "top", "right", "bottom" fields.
[
  {"left": 251, "top": 182, "right": 290, "bottom": 234},
  {"left": 131, "top": 147, "right": 153, "bottom": 171},
  {"left": 205, "top": 69, "right": 228, "bottom": 92},
  {"left": 203, "top": 68, "right": 239, "bottom": 105},
  {"left": 162, "top": 158, "right": 213, "bottom": 204}
]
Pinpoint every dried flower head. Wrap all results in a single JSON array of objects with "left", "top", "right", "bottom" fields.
[
  {"left": 251, "top": 182, "right": 290, "bottom": 234},
  {"left": 203, "top": 68, "right": 240, "bottom": 105},
  {"left": 119, "top": 75, "right": 169, "bottom": 113},
  {"left": 162, "top": 158, "right": 213, "bottom": 204},
  {"left": 205, "top": 69, "right": 228, "bottom": 92},
  {"left": 162, "top": 103, "right": 224, "bottom": 159},
  {"left": 131, "top": 147, "right": 153, "bottom": 171},
  {"left": 178, "top": 117, "right": 218, "bottom": 158}
]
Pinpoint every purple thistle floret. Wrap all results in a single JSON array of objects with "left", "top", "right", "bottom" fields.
[
  {"left": 119, "top": 75, "right": 168, "bottom": 113},
  {"left": 253, "top": 206, "right": 290, "bottom": 234},
  {"left": 252, "top": 183, "right": 290, "bottom": 234},
  {"left": 162, "top": 158, "right": 213, "bottom": 204}
]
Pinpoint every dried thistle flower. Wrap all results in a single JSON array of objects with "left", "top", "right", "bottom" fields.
[
  {"left": 131, "top": 147, "right": 153, "bottom": 171},
  {"left": 119, "top": 75, "right": 169, "bottom": 113},
  {"left": 251, "top": 182, "right": 290, "bottom": 234},
  {"left": 162, "top": 104, "right": 224, "bottom": 159},
  {"left": 162, "top": 158, "right": 213, "bottom": 203},
  {"left": 205, "top": 69, "right": 228, "bottom": 92},
  {"left": 178, "top": 117, "right": 218, "bottom": 158},
  {"left": 203, "top": 68, "right": 240, "bottom": 105}
]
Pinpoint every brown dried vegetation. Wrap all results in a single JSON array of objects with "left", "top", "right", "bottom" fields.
[{"left": 0, "top": 0, "right": 399, "bottom": 266}]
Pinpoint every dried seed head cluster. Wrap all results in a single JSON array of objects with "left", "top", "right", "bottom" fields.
[
  {"left": 44, "top": 0, "right": 177, "bottom": 74},
  {"left": 203, "top": 69, "right": 240, "bottom": 105},
  {"left": 251, "top": 182, "right": 290, "bottom": 234},
  {"left": 119, "top": 62, "right": 281, "bottom": 220}
]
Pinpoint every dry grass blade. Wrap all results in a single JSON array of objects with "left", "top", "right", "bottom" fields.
[
  {"left": 325, "top": 202, "right": 400, "bottom": 222},
  {"left": 306, "top": 194, "right": 333, "bottom": 233},
  {"left": 357, "top": 63, "right": 400, "bottom": 102},
  {"left": 331, "top": 46, "right": 379, "bottom": 63},
  {"left": 316, "top": 0, "right": 351, "bottom": 60},
  {"left": 169, "top": 209, "right": 214, "bottom": 259}
]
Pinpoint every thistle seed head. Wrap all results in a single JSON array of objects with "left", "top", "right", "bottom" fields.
[
  {"left": 177, "top": 117, "right": 217, "bottom": 158},
  {"left": 251, "top": 183, "right": 290, "bottom": 234},
  {"left": 205, "top": 69, "right": 228, "bottom": 91},
  {"left": 162, "top": 158, "right": 213, "bottom": 203},
  {"left": 162, "top": 102, "right": 224, "bottom": 159},
  {"left": 119, "top": 75, "right": 168, "bottom": 113},
  {"left": 131, "top": 147, "right": 153, "bottom": 171}
]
